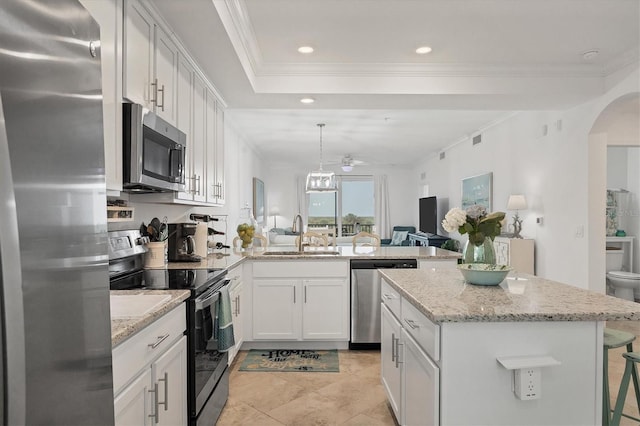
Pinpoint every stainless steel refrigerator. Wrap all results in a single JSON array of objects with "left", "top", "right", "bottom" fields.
[{"left": 0, "top": 1, "right": 115, "bottom": 424}]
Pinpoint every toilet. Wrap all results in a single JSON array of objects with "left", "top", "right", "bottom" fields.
[{"left": 606, "top": 249, "right": 640, "bottom": 301}]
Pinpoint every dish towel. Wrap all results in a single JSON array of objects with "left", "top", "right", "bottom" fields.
[{"left": 215, "top": 285, "right": 235, "bottom": 352}]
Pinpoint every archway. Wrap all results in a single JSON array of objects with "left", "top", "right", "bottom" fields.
[{"left": 587, "top": 92, "right": 640, "bottom": 293}]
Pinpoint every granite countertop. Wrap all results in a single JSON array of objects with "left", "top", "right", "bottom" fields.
[
  {"left": 110, "top": 289, "right": 190, "bottom": 347},
  {"left": 248, "top": 245, "right": 461, "bottom": 260},
  {"left": 380, "top": 268, "right": 640, "bottom": 323}
]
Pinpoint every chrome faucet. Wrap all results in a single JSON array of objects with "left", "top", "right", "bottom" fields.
[{"left": 292, "top": 214, "right": 304, "bottom": 252}]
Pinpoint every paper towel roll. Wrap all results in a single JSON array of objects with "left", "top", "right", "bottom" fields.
[{"left": 194, "top": 222, "right": 208, "bottom": 258}]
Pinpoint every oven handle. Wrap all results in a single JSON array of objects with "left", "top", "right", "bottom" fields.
[{"left": 194, "top": 279, "right": 230, "bottom": 310}]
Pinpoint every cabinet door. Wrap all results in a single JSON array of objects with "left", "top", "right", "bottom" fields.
[
  {"left": 205, "top": 88, "right": 217, "bottom": 204},
  {"left": 381, "top": 304, "right": 402, "bottom": 422},
  {"left": 175, "top": 54, "right": 194, "bottom": 200},
  {"left": 123, "top": 0, "right": 153, "bottom": 107},
  {"left": 302, "top": 279, "right": 348, "bottom": 339},
  {"left": 229, "top": 279, "right": 244, "bottom": 364},
  {"left": 252, "top": 279, "right": 299, "bottom": 340},
  {"left": 214, "top": 100, "right": 225, "bottom": 204},
  {"left": 114, "top": 367, "right": 152, "bottom": 426},
  {"left": 152, "top": 336, "right": 188, "bottom": 426},
  {"left": 154, "top": 25, "right": 178, "bottom": 125},
  {"left": 403, "top": 329, "right": 439, "bottom": 426},
  {"left": 191, "top": 74, "right": 207, "bottom": 203}
]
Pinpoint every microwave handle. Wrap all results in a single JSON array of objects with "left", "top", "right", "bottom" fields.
[{"left": 169, "top": 145, "right": 185, "bottom": 184}]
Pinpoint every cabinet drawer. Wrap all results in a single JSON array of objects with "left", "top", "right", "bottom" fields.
[
  {"left": 401, "top": 298, "right": 440, "bottom": 361},
  {"left": 112, "top": 303, "right": 186, "bottom": 395},
  {"left": 252, "top": 260, "right": 348, "bottom": 278},
  {"left": 381, "top": 279, "right": 401, "bottom": 318}
]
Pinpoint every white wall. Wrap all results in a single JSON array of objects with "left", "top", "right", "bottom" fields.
[{"left": 415, "top": 64, "right": 640, "bottom": 289}]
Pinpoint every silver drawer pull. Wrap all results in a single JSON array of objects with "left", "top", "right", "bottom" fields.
[
  {"left": 148, "top": 383, "right": 159, "bottom": 423},
  {"left": 148, "top": 333, "right": 170, "bottom": 349},
  {"left": 404, "top": 318, "right": 420, "bottom": 329},
  {"left": 382, "top": 293, "right": 396, "bottom": 300}
]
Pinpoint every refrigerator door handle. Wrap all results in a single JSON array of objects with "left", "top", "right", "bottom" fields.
[{"left": 0, "top": 92, "right": 27, "bottom": 424}]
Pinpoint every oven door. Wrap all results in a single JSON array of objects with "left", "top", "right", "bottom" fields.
[{"left": 191, "top": 280, "right": 230, "bottom": 417}]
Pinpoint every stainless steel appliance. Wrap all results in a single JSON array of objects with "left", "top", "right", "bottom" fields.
[
  {"left": 0, "top": 2, "right": 114, "bottom": 423},
  {"left": 108, "top": 229, "right": 230, "bottom": 426},
  {"left": 350, "top": 259, "right": 417, "bottom": 349},
  {"left": 168, "top": 223, "right": 202, "bottom": 262},
  {"left": 123, "top": 102, "right": 186, "bottom": 193}
]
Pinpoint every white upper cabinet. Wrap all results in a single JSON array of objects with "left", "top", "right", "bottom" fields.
[{"left": 123, "top": 0, "right": 178, "bottom": 126}]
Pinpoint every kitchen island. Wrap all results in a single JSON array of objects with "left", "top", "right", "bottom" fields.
[{"left": 379, "top": 268, "right": 640, "bottom": 426}]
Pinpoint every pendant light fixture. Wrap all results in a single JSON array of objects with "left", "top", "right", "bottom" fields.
[{"left": 305, "top": 123, "right": 337, "bottom": 192}]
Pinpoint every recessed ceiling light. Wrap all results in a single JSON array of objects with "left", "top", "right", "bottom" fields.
[
  {"left": 415, "top": 46, "right": 432, "bottom": 55},
  {"left": 582, "top": 49, "right": 599, "bottom": 61},
  {"left": 298, "top": 46, "right": 314, "bottom": 54},
  {"left": 300, "top": 97, "right": 315, "bottom": 104}
]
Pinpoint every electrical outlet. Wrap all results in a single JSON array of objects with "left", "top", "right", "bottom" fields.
[{"left": 515, "top": 368, "right": 541, "bottom": 400}]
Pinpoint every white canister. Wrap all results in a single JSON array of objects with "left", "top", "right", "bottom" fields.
[
  {"left": 194, "top": 222, "right": 208, "bottom": 258},
  {"left": 145, "top": 241, "right": 167, "bottom": 268}
]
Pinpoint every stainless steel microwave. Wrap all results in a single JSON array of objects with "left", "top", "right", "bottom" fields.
[{"left": 122, "top": 103, "right": 186, "bottom": 192}]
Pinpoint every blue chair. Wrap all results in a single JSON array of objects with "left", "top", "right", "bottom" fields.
[{"left": 381, "top": 226, "right": 416, "bottom": 246}]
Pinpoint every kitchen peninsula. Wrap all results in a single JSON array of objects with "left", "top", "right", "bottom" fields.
[{"left": 379, "top": 268, "right": 640, "bottom": 425}]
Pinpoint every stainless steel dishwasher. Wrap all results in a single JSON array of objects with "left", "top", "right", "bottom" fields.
[{"left": 350, "top": 258, "right": 417, "bottom": 349}]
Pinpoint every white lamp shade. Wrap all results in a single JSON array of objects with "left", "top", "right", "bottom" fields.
[
  {"left": 269, "top": 206, "right": 280, "bottom": 216},
  {"left": 507, "top": 194, "right": 527, "bottom": 210},
  {"left": 305, "top": 170, "right": 337, "bottom": 192}
]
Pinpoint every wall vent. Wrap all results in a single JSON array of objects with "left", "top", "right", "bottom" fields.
[
  {"left": 472, "top": 134, "right": 482, "bottom": 145},
  {"left": 420, "top": 172, "right": 426, "bottom": 180},
  {"left": 439, "top": 152, "right": 445, "bottom": 160}
]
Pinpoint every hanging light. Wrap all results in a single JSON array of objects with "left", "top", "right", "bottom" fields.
[{"left": 305, "top": 123, "right": 337, "bottom": 192}]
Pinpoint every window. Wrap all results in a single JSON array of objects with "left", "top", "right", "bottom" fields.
[{"left": 307, "top": 176, "right": 374, "bottom": 236}]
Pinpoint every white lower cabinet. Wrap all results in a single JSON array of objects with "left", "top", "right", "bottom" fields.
[
  {"left": 228, "top": 268, "right": 244, "bottom": 364},
  {"left": 381, "top": 304, "right": 402, "bottom": 421},
  {"left": 381, "top": 280, "right": 439, "bottom": 426},
  {"left": 250, "top": 261, "right": 349, "bottom": 341},
  {"left": 113, "top": 304, "right": 187, "bottom": 426},
  {"left": 402, "top": 329, "right": 439, "bottom": 426}
]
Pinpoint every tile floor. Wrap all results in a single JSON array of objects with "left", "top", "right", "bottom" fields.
[
  {"left": 217, "top": 349, "right": 397, "bottom": 425},
  {"left": 217, "top": 322, "right": 640, "bottom": 426}
]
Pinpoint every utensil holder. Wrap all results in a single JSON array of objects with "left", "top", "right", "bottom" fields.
[{"left": 145, "top": 241, "right": 167, "bottom": 268}]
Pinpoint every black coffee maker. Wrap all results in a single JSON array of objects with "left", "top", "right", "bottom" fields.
[{"left": 167, "top": 223, "right": 201, "bottom": 262}]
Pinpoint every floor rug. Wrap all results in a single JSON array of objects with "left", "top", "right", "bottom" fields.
[{"left": 238, "top": 349, "right": 339, "bottom": 372}]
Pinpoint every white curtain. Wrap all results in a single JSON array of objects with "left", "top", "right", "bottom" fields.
[
  {"left": 296, "top": 175, "right": 309, "bottom": 223},
  {"left": 375, "top": 174, "right": 391, "bottom": 239}
]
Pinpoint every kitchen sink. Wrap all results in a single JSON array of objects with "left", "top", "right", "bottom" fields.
[
  {"left": 110, "top": 294, "right": 172, "bottom": 319},
  {"left": 261, "top": 250, "right": 340, "bottom": 256}
]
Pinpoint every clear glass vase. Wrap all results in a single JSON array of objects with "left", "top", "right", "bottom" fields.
[
  {"left": 463, "top": 236, "right": 497, "bottom": 264},
  {"left": 236, "top": 204, "right": 257, "bottom": 251}
]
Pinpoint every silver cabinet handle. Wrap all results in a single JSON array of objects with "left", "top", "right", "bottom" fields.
[
  {"left": 293, "top": 286, "right": 296, "bottom": 303},
  {"left": 158, "top": 372, "right": 168, "bottom": 411},
  {"left": 148, "top": 382, "right": 159, "bottom": 423},
  {"left": 391, "top": 332, "right": 396, "bottom": 362},
  {"left": 304, "top": 285, "right": 307, "bottom": 303},
  {"left": 395, "top": 339, "right": 403, "bottom": 368},
  {"left": 148, "top": 333, "right": 170, "bottom": 349},
  {"left": 404, "top": 318, "right": 419, "bottom": 329},
  {"left": 237, "top": 294, "right": 240, "bottom": 315},
  {"left": 382, "top": 293, "right": 396, "bottom": 300},
  {"left": 150, "top": 78, "right": 158, "bottom": 106},
  {"left": 195, "top": 175, "right": 201, "bottom": 195},
  {"left": 157, "top": 84, "right": 165, "bottom": 111}
]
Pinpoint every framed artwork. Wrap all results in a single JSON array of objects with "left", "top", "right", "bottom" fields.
[
  {"left": 253, "top": 177, "right": 265, "bottom": 224},
  {"left": 461, "top": 172, "right": 493, "bottom": 210}
]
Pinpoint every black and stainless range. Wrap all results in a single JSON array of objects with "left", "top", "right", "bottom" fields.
[{"left": 108, "top": 229, "right": 230, "bottom": 426}]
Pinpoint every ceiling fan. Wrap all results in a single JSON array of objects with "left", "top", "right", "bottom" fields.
[{"left": 329, "top": 154, "right": 366, "bottom": 172}]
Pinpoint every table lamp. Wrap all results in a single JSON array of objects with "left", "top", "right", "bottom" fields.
[
  {"left": 507, "top": 195, "right": 527, "bottom": 238},
  {"left": 269, "top": 206, "right": 280, "bottom": 229}
]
